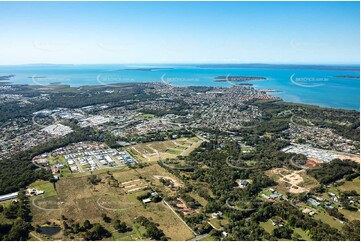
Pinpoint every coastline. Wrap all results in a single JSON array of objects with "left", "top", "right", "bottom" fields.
[
  {"left": 1, "top": 80, "right": 359, "bottom": 112},
  {"left": 0, "top": 64, "right": 359, "bottom": 111}
]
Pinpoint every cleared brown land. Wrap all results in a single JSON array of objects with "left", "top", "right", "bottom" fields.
[
  {"left": 30, "top": 166, "right": 194, "bottom": 241},
  {"left": 306, "top": 158, "right": 321, "bottom": 167},
  {"left": 266, "top": 168, "right": 319, "bottom": 194}
]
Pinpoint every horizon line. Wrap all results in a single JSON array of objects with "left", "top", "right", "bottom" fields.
[{"left": 0, "top": 62, "right": 360, "bottom": 66}]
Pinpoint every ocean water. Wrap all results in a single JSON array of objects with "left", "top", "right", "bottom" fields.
[{"left": 0, "top": 64, "right": 359, "bottom": 111}]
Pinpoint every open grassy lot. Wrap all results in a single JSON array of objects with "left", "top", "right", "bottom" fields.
[
  {"left": 127, "top": 137, "right": 203, "bottom": 163},
  {"left": 189, "top": 192, "right": 208, "bottom": 207},
  {"left": 208, "top": 217, "right": 229, "bottom": 230},
  {"left": 141, "top": 114, "right": 156, "bottom": 119},
  {"left": 30, "top": 164, "right": 194, "bottom": 240},
  {"left": 293, "top": 227, "right": 312, "bottom": 241},
  {"left": 199, "top": 234, "right": 218, "bottom": 241},
  {"left": 260, "top": 218, "right": 311, "bottom": 240},
  {"left": 339, "top": 208, "right": 360, "bottom": 221},
  {"left": 337, "top": 177, "right": 360, "bottom": 193},
  {"left": 313, "top": 210, "right": 343, "bottom": 230},
  {"left": 259, "top": 219, "right": 274, "bottom": 234},
  {"left": 30, "top": 180, "right": 57, "bottom": 198}
]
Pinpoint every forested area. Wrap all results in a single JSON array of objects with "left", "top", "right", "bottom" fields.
[
  {"left": 307, "top": 159, "right": 360, "bottom": 184},
  {"left": 134, "top": 216, "right": 167, "bottom": 240}
]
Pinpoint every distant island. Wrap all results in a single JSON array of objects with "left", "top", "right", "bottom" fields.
[
  {"left": 334, "top": 75, "right": 360, "bottom": 79},
  {"left": 27, "top": 76, "right": 48, "bottom": 79},
  {"left": 258, "top": 89, "right": 281, "bottom": 93},
  {"left": 123, "top": 67, "right": 174, "bottom": 71},
  {"left": 0, "top": 74, "right": 15, "bottom": 81},
  {"left": 214, "top": 75, "right": 266, "bottom": 82}
]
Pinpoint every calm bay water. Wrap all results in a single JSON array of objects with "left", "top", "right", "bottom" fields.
[{"left": 0, "top": 64, "right": 359, "bottom": 111}]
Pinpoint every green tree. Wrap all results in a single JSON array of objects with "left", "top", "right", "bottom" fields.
[
  {"left": 113, "top": 219, "right": 129, "bottom": 233},
  {"left": 342, "top": 220, "right": 360, "bottom": 241},
  {"left": 6, "top": 218, "right": 31, "bottom": 241}
]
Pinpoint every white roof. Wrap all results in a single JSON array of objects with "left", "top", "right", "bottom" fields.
[{"left": 0, "top": 192, "right": 18, "bottom": 201}]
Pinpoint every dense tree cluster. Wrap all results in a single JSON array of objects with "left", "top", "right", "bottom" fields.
[
  {"left": 87, "top": 175, "right": 101, "bottom": 185},
  {"left": 308, "top": 159, "right": 360, "bottom": 184},
  {"left": 83, "top": 223, "right": 111, "bottom": 240},
  {"left": 113, "top": 219, "right": 131, "bottom": 233},
  {"left": 61, "top": 217, "right": 111, "bottom": 240},
  {"left": 135, "top": 216, "right": 167, "bottom": 240},
  {"left": 0, "top": 190, "right": 32, "bottom": 241}
]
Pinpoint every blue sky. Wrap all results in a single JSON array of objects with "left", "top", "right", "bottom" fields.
[{"left": 0, "top": 1, "right": 359, "bottom": 64}]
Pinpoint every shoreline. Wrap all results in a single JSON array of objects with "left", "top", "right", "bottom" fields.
[{"left": 1, "top": 80, "right": 359, "bottom": 112}]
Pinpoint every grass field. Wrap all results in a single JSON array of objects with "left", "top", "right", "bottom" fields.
[
  {"left": 260, "top": 219, "right": 311, "bottom": 240},
  {"left": 126, "top": 137, "right": 203, "bottom": 163},
  {"left": 29, "top": 164, "right": 194, "bottom": 240},
  {"left": 259, "top": 219, "right": 275, "bottom": 234},
  {"left": 31, "top": 180, "right": 58, "bottom": 198},
  {"left": 208, "top": 217, "right": 229, "bottom": 230},
  {"left": 337, "top": 177, "right": 360, "bottom": 193},
  {"left": 339, "top": 208, "right": 360, "bottom": 221},
  {"left": 293, "top": 227, "right": 312, "bottom": 241},
  {"left": 141, "top": 114, "right": 156, "bottom": 119},
  {"left": 313, "top": 210, "right": 343, "bottom": 230},
  {"left": 199, "top": 234, "right": 218, "bottom": 241}
]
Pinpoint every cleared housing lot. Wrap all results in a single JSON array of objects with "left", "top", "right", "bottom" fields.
[{"left": 127, "top": 137, "right": 202, "bottom": 162}]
